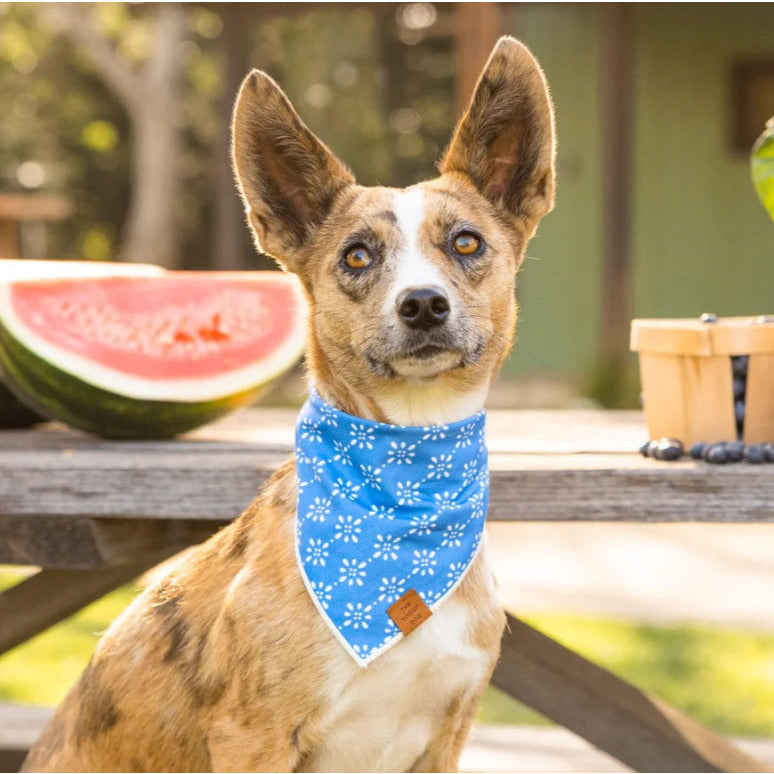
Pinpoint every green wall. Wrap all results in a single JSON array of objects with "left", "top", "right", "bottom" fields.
[
  {"left": 632, "top": 4, "right": 774, "bottom": 320},
  {"left": 501, "top": 4, "right": 604, "bottom": 379},
  {"left": 497, "top": 4, "right": 774, "bottom": 384}
]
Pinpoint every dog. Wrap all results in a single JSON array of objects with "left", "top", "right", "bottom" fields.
[{"left": 24, "top": 35, "right": 555, "bottom": 773}]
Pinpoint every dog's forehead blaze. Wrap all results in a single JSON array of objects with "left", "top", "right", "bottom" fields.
[{"left": 323, "top": 180, "right": 506, "bottom": 255}]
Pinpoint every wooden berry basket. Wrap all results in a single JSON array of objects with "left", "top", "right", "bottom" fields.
[{"left": 630, "top": 316, "right": 774, "bottom": 446}]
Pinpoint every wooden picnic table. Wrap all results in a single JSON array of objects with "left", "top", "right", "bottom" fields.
[{"left": 1, "top": 408, "right": 772, "bottom": 773}]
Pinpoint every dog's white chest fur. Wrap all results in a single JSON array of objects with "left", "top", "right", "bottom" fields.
[{"left": 300, "top": 539, "right": 497, "bottom": 773}]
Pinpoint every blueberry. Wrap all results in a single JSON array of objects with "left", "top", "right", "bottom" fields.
[
  {"left": 647, "top": 440, "right": 661, "bottom": 458},
  {"left": 733, "top": 377, "right": 746, "bottom": 400},
  {"left": 735, "top": 400, "right": 746, "bottom": 426},
  {"left": 703, "top": 443, "right": 728, "bottom": 464},
  {"left": 639, "top": 441, "right": 651, "bottom": 457},
  {"left": 652, "top": 438, "right": 683, "bottom": 461},
  {"left": 649, "top": 438, "right": 683, "bottom": 462},
  {"left": 763, "top": 443, "right": 774, "bottom": 463},
  {"left": 689, "top": 441, "right": 707, "bottom": 460},
  {"left": 744, "top": 444, "right": 765, "bottom": 464},
  {"left": 726, "top": 440, "right": 744, "bottom": 462},
  {"left": 700, "top": 312, "right": 718, "bottom": 323},
  {"left": 732, "top": 355, "right": 749, "bottom": 378}
]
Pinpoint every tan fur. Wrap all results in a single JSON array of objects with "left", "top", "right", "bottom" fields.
[{"left": 25, "top": 36, "right": 554, "bottom": 773}]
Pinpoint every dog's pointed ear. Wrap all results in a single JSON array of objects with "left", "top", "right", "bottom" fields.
[
  {"left": 232, "top": 70, "right": 356, "bottom": 270},
  {"left": 440, "top": 37, "right": 556, "bottom": 230}
]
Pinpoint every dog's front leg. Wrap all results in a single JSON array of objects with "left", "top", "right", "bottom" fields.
[{"left": 408, "top": 686, "right": 485, "bottom": 773}]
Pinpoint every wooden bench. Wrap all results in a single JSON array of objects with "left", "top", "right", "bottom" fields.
[{"left": 1, "top": 409, "right": 772, "bottom": 772}]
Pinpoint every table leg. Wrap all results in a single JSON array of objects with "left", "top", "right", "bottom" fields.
[
  {"left": 492, "top": 612, "right": 767, "bottom": 773},
  {"left": 0, "top": 550, "right": 174, "bottom": 656}
]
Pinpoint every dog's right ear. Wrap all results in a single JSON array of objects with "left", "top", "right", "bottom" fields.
[{"left": 232, "top": 70, "right": 355, "bottom": 271}]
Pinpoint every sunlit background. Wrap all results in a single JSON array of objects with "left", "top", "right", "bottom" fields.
[{"left": 1, "top": 2, "right": 773, "bottom": 408}]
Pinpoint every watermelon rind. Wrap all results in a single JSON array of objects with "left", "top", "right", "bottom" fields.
[
  {"left": 0, "top": 271, "right": 307, "bottom": 439},
  {"left": 0, "top": 326, "right": 262, "bottom": 438},
  {"left": 0, "top": 259, "right": 164, "bottom": 281}
]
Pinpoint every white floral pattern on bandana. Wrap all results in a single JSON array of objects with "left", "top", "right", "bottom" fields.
[{"left": 295, "top": 389, "right": 488, "bottom": 667}]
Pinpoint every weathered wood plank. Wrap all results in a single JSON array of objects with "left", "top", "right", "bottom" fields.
[
  {"left": 0, "top": 516, "right": 103, "bottom": 568},
  {"left": 0, "top": 462, "right": 272, "bottom": 520},
  {"left": 1, "top": 410, "right": 772, "bottom": 523},
  {"left": 0, "top": 552, "right": 174, "bottom": 655},
  {"left": 1, "top": 453, "right": 772, "bottom": 522},
  {"left": 487, "top": 460, "right": 774, "bottom": 522},
  {"left": 0, "top": 516, "right": 224, "bottom": 568},
  {"left": 492, "top": 613, "right": 769, "bottom": 773}
]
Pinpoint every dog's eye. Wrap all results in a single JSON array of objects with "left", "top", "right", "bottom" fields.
[
  {"left": 343, "top": 245, "right": 372, "bottom": 270},
  {"left": 452, "top": 232, "right": 481, "bottom": 257}
]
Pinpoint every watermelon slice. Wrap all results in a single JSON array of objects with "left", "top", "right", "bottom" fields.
[
  {"left": 0, "top": 270, "right": 307, "bottom": 438},
  {"left": 0, "top": 259, "right": 165, "bottom": 428}
]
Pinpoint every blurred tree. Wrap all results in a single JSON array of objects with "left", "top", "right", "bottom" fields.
[
  {"left": 210, "top": 4, "right": 251, "bottom": 270},
  {"left": 0, "top": 4, "right": 127, "bottom": 262},
  {"left": 0, "top": 3, "right": 458, "bottom": 270},
  {"left": 49, "top": 3, "right": 187, "bottom": 267},
  {"left": 379, "top": 3, "right": 456, "bottom": 186}
]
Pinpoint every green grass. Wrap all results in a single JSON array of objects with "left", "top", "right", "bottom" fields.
[
  {"left": 0, "top": 567, "right": 139, "bottom": 706},
  {"left": 477, "top": 613, "right": 774, "bottom": 737},
  {"left": 2, "top": 567, "right": 773, "bottom": 737}
]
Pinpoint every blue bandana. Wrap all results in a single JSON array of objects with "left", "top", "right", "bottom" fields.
[{"left": 295, "top": 389, "right": 488, "bottom": 667}]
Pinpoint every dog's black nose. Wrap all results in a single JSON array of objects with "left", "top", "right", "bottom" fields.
[{"left": 397, "top": 287, "right": 450, "bottom": 330}]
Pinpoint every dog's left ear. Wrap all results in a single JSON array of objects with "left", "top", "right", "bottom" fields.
[{"left": 440, "top": 36, "right": 556, "bottom": 230}]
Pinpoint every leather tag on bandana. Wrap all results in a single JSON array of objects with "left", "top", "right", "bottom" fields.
[{"left": 387, "top": 589, "right": 432, "bottom": 635}]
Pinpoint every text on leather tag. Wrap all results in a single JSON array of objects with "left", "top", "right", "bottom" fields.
[{"left": 387, "top": 588, "right": 432, "bottom": 635}]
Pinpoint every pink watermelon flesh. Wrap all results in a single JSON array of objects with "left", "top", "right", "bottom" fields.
[{"left": 10, "top": 274, "right": 298, "bottom": 380}]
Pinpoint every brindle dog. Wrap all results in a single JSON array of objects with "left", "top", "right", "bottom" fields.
[{"left": 25, "top": 36, "right": 555, "bottom": 773}]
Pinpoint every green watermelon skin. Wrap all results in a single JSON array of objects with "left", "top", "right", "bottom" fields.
[
  {"left": 0, "top": 379, "right": 46, "bottom": 429},
  {"left": 0, "top": 321, "right": 263, "bottom": 439}
]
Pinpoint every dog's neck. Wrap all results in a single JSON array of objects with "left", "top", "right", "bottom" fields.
[
  {"left": 372, "top": 379, "right": 489, "bottom": 426},
  {"left": 312, "top": 377, "right": 489, "bottom": 426}
]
